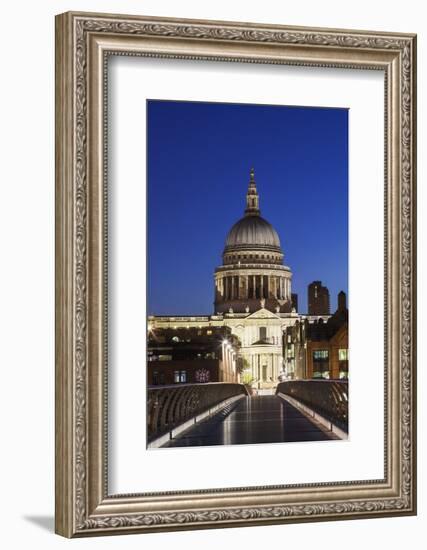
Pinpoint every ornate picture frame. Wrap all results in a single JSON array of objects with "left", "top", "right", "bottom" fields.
[{"left": 55, "top": 11, "right": 417, "bottom": 537}]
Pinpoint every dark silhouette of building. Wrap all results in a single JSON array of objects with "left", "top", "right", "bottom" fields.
[
  {"left": 291, "top": 293, "right": 298, "bottom": 312},
  {"left": 147, "top": 325, "right": 241, "bottom": 385},
  {"left": 337, "top": 289, "right": 347, "bottom": 312},
  {"left": 308, "top": 280, "right": 330, "bottom": 315},
  {"left": 283, "top": 291, "right": 348, "bottom": 379}
]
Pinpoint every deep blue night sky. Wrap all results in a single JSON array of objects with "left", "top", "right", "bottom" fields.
[{"left": 147, "top": 100, "right": 348, "bottom": 315}]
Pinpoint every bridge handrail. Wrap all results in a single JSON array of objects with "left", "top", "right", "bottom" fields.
[
  {"left": 276, "top": 380, "right": 348, "bottom": 432},
  {"left": 147, "top": 383, "right": 249, "bottom": 442}
]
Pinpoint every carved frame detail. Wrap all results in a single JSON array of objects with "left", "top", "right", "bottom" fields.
[{"left": 55, "top": 12, "right": 416, "bottom": 537}]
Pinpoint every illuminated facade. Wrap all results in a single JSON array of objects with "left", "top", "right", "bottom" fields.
[{"left": 283, "top": 292, "right": 348, "bottom": 380}]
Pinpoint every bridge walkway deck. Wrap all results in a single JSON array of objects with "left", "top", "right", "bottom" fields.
[{"left": 163, "top": 394, "right": 338, "bottom": 448}]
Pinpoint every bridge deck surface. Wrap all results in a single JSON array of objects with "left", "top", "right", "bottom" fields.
[{"left": 163, "top": 395, "right": 337, "bottom": 448}]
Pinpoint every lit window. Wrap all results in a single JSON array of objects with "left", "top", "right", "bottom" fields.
[
  {"left": 195, "top": 368, "right": 210, "bottom": 383},
  {"left": 207, "top": 330, "right": 212, "bottom": 335},
  {"left": 174, "top": 370, "right": 187, "bottom": 383},
  {"left": 339, "top": 349, "right": 349, "bottom": 361},
  {"left": 313, "top": 350, "right": 329, "bottom": 360}
]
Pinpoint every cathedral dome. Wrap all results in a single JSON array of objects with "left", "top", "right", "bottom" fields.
[
  {"left": 224, "top": 215, "right": 282, "bottom": 252},
  {"left": 215, "top": 168, "right": 291, "bottom": 316}
]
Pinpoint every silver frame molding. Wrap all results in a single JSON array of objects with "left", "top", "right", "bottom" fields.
[{"left": 55, "top": 11, "right": 417, "bottom": 537}]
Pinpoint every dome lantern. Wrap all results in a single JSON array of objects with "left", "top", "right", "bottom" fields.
[{"left": 245, "top": 167, "right": 260, "bottom": 216}]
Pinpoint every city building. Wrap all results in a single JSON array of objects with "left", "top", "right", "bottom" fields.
[
  {"left": 283, "top": 291, "right": 348, "bottom": 380},
  {"left": 149, "top": 169, "right": 335, "bottom": 390},
  {"left": 147, "top": 326, "right": 240, "bottom": 385},
  {"left": 308, "top": 280, "right": 330, "bottom": 315}
]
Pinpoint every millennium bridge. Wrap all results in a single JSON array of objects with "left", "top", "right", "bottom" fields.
[{"left": 147, "top": 380, "right": 348, "bottom": 448}]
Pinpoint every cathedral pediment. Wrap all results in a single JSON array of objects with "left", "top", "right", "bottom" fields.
[{"left": 246, "top": 307, "right": 281, "bottom": 320}]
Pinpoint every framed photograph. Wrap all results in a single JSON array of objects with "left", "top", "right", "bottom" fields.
[{"left": 55, "top": 11, "right": 417, "bottom": 537}]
